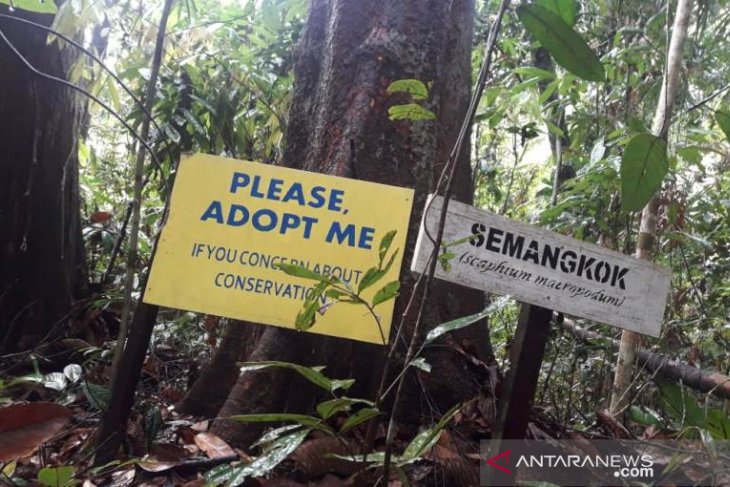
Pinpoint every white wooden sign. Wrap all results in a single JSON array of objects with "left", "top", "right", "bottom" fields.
[{"left": 411, "top": 195, "right": 671, "bottom": 337}]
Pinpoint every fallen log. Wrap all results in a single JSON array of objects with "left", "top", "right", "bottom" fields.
[{"left": 558, "top": 316, "right": 730, "bottom": 400}]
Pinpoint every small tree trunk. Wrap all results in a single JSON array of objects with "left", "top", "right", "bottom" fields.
[
  {"left": 0, "top": 7, "right": 86, "bottom": 353},
  {"left": 610, "top": 0, "right": 693, "bottom": 414},
  {"left": 204, "top": 0, "right": 494, "bottom": 447}
]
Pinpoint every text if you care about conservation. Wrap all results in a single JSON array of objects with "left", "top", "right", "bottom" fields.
[{"left": 144, "top": 153, "right": 414, "bottom": 344}]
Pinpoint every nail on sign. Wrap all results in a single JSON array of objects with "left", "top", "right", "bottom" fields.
[{"left": 411, "top": 195, "right": 671, "bottom": 336}]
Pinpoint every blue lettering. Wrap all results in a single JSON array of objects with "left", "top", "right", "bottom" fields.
[
  {"left": 359, "top": 227, "right": 375, "bottom": 249},
  {"left": 328, "top": 189, "right": 345, "bottom": 212},
  {"left": 252, "top": 209, "right": 277, "bottom": 232},
  {"left": 226, "top": 204, "right": 249, "bottom": 226},
  {"left": 201, "top": 201, "right": 224, "bottom": 223},
  {"left": 326, "top": 222, "right": 356, "bottom": 247},
  {"left": 229, "top": 172, "right": 250, "bottom": 193},
  {"left": 308, "top": 186, "right": 327, "bottom": 209}
]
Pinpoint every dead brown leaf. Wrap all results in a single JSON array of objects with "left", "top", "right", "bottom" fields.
[
  {"left": 0, "top": 402, "right": 73, "bottom": 461},
  {"left": 193, "top": 432, "right": 236, "bottom": 459}
]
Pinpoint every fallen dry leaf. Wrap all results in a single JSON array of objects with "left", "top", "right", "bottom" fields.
[
  {"left": 193, "top": 432, "right": 236, "bottom": 459},
  {"left": 0, "top": 402, "right": 73, "bottom": 461}
]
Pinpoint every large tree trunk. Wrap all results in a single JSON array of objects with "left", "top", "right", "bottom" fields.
[
  {"left": 199, "top": 0, "right": 494, "bottom": 447},
  {"left": 0, "top": 7, "right": 86, "bottom": 354}
]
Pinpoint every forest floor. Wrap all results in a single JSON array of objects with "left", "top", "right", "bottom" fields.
[{"left": 1, "top": 333, "right": 726, "bottom": 487}]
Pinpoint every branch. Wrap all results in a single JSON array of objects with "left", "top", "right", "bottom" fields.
[
  {"left": 561, "top": 318, "right": 730, "bottom": 400},
  {"left": 113, "top": 0, "right": 176, "bottom": 382}
]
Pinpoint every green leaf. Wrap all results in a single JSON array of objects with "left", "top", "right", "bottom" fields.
[
  {"left": 516, "top": 4, "right": 605, "bottom": 82},
  {"left": 386, "top": 79, "right": 429, "bottom": 100},
  {"left": 229, "top": 413, "right": 330, "bottom": 432},
  {"left": 276, "top": 263, "right": 332, "bottom": 283},
  {"left": 536, "top": 0, "right": 578, "bottom": 26},
  {"left": 706, "top": 409, "right": 730, "bottom": 440},
  {"left": 657, "top": 379, "right": 705, "bottom": 429},
  {"left": 378, "top": 230, "right": 397, "bottom": 265},
  {"left": 206, "top": 428, "right": 310, "bottom": 484},
  {"left": 0, "top": 0, "right": 57, "bottom": 14},
  {"left": 590, "top": 136, "right": 606, "bottom": 164},
  {"left": 316, "top": 397, "right": 374, "bottom": 420},
  {"left": 372, "top": 281, "right": 400, "bottom": 306},
  {"left": 295, "top": 296, "right": 320, "bottom": 330},
  {"left": 513, "top": 66, "right": 556, "bottom": 80},
  {"left": 409, "top": 357, "right": 431, "bottom": 373},
  {"left": 82, "top": 383, "right": 110, "bottom": 411},
  {"left": 425, "top": 297, "right": 508, "bottom": 344},
  {"left": 38, "top": 466, "right": 75, "bottom": 487},
  {"left": 239, "top": 361, "right": 354, "bottom": 393},
  {"left": 715, "top": 110, "right": 730, "bottom": 144},
  {"left": 629, "top": 405, "right": 662, "bottom": 426},
  {"left": 388, "top": 103, "right": 436, "bottom": 121},
  {"left": 620, "top": 133, "right": 667, "bottom": 211},
  {"left": 252, "top": 425, "right": 302, "bottom": 448},
  {"left": 339, "top": 407, "right": 381, "bottom": 434},
  {"left": 401, "top": 404, "right": 461, "bottom": 462},
  {"left": 358, "top": 267, "right": 386, "bottom": 294},
  {"left": 106, "top": 78, "right": 121, "bottom": 113}
]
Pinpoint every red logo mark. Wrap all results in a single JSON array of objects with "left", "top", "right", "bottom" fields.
[{"left": 485, "top": 449, "right": 512, "bottom": 475}]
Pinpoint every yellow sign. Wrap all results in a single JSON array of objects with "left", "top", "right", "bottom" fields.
[{"left": 144, "top": 154, "right": 414, "bottom": 344}]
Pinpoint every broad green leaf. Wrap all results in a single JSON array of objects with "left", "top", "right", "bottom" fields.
[
  {"left": 513, "top": 66, "right": 556, "bottom": 80},
  {"left": 339, "top": 407, "right": 381, "bottom": 434},
  {"left": 252, "top": 424, "right": 302, "bottom": 448},
  {"left": 372, "top": 281, "right": 400, "bottom": 306},
  {"left": 239, "top": 361, "right": 354, "bottom": 393},
  {"left": 590, "top": 136, "right": 606, "bottom": 164},
  {"left": 163, "top": 124, "right": 181, "bottom": 144},
  {"left": 706, "top": 409, "right": 730, "bottom": 440},
  {"left": 43, "top": 372, "right": 67, "bottom": 391},
  {"left": 82, "top": 383, "right": 110, "bottom": 411},
  {"left": 409, "top": 357, "right": 431, "bottom": 373},
  {"left": 386, "top": 79, "right": 429, "bottom": 100},
  {"left": 620, "top": 133, "right": 667, "bottom": 212},
  {"left": 229, "top": 413, "right": 329, "bottom": 432},
  {"left": 276, "top": 263, "right": 332, "bottom": 283},
  {"left": 106, "top": 78, "right": 121, "bottom": 113},
  {"left": 715, "top": 110, "right": 730, "bottom": 144},
  {"left": 316, "top": 397, "right": 374, "bottom": 420},
  {"left": 325, "top": 288, "right": 349, "bottom": 300},
  {"left": 0, "top": 0, "right": 57, "bottom": 14},
  {"left": 516, "top": 4, "right": 605, "bottom": 82},
  {"left": 38, "top": 466, "right": 75, "bottom": 487},
  {"left": 63, "top": 364, "right": 82, "bottom": 383},
  {"left": 401, "top": 404, "right": 461, "bottom": 461},
  {"left": 536, "top": 0, "right": 578, "bottom": 26},
  {"left": 388, "top": 103, "right": 436, "bottom": 121},
  {"left": 538, "top": 79, "right": 559, "bottom": 104},
  {"left": 425, "top": 297, "right": 508, "bottom": 343},
  {"left": 295, "top": 294, "right": 320, "bottom": 330},
  {"left": 657, "top": 379, "right": 705, "bottom": 430},
  {"left": 629, "top": 405, "right": 662, "bottom": 426},
  {"left": 378, "top": 230, "right": 397, "bottom": 265},
  {"left": 206, "top": 429, "right": 309, "bottom": 484},
  {"left": 358, "top": 267, "right": 386, "bottom": 294}
]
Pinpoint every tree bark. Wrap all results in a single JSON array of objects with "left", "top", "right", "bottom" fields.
[
  {"left": 203, "top": 0, "right": 494, "bottom": 447},
  {"left": 0, "top": 7, "right": 86, "bottom": 353},
  {"left": 610, "top": 0, "right": 693, "bottom": 414}
]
